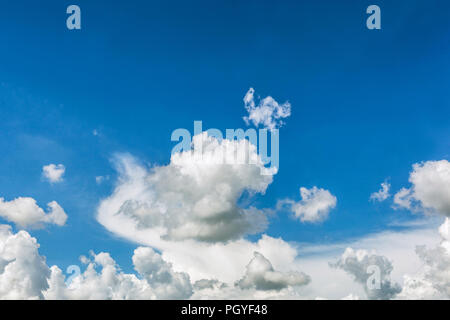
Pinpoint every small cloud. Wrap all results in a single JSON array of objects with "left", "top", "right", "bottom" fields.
[
  {"left": 42, "top": 164, "right": 65, "bottom": 183},
  {"left": 243, "top": 88, "right": 291, "bottom": 131},
  {"left": 278, "top": 186, "right": 337, "bottom": 223},
  {"left": 92, "top": 129, "right": 99, "bottom": 136},
  {"left": 370, "top": 181, "right": 391, "bottom": 202}
]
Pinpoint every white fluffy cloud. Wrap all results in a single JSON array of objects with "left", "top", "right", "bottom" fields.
[
  {"left": 191, "top": 251, "right": 312, "bottom": 300},
  {"left": 45, "top": 246, "right": 312, "bottom": 300},
  {"left": 188, "top": 225, "right": 442, "bottom": 300},
  {"left": 92, "top": 142, "right": 447, "bottom": 299},
  {"left": 370, "top": 181, "right": 390, "bottom": 202},
  {"left": 42, "top": 164, "right": 65, "bottom": 183},
  {"left": 397, "top": 218, "right": 450, "bottom": 299},
  {"left": 0, "top": 225, "right": 50, "bottom": 299},
  {"left": 0, "top": 221, "right": 443, "bottom": 300},
  {"left": 95, "top": 142, "right": 315, "bottom": 293},
  {"left": 95, "top": 141, "right": 320, "bottom": 290},
  {"left": 99, "top": 133, "right": 273, "bottom": 243},
  {"left": 330, "top": 248, "right": 401, "bottom": 300},
  {"left": 1, "top": 221, "right": 306, "bottom": 300},
  {"left": 45, "top": 248, "right": 192, "bottom": 300},
  {"left": 236, "top": 252, "right": 310, "bottom": 291},
  {"left": 394, "top": 160, "right": 450, "bottom": 216},
  {"left": 243, "top": 88, "right": 291, "bottom": 131},
  {"left": 0, "top": 197, "right": 67, "bottom": 228},
  {"left": 132, "top": 247, "right": 193, "bottom": 299},
  {"left": 0, "top": 222, "right": 194, "bottom": 300},
  {"left": 278, "top": 187, "right": 337, "bottom": 223}
]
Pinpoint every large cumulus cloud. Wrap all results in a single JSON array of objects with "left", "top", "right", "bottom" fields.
[
  {"left": 98, "top": 133, "right": 273, "bottom": 244},
  {"left": 278, "top": 187, "right": 337, "bottom": 223}
]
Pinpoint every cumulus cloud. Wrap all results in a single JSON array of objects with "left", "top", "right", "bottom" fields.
[
  {"left": 394, "top": 160, "right": 450, "bottom": 216},
  {"left": 0, "top": 197, "right": 67, "bottom": 228},
  {"left": 191, "top": 251, "right": 311, "bottom": 300},
  {"left": 132, "top": 247, "right": 192, "bottom": 299},
  {"left": 397, "top": 275, "right": 442, "bottom": 299},
  {"left": 330, "top": 248, "right": 401, "bottom": 300},
  {"left": 236, "top": 252, "right": 310, "bottom": 291},
  {"left": 243, "top": 88, "right": 291, "bottom": 131},
  {"left": 96, "top": 146, "right": 312, "bottom": 290},
  {"left": 42, "top": 164, "right": 65, "bottom": 183},
  {"left": 0, "top": 223, "right": 310, "bottom": 300},
  {"left": 0, "top": 222, "right": 196, "bottom": 300},
  {"left": 397, "top": 218, "right": 450, "bottom": 299},
  {"left": 370, "top": 181, "right": 390, "bottom": 202},
  {"left": 0, "top": 221, "right": 443, "bottom": 300},
  {"left": 0, "top": 225, "right": 50, "bottom": 299},
  {"left": 0, "top": 223, "right": 194, "bottom": 300},
  {"left": 278, "top": 187, "right": 337, "bottom": 223},
  {"left": 342, "top": 294, "right": 360, "bottom": 300},
  {"left": 98, "top": 133, "right": 274, "bottom": 243},
  {"left": 45, "top": 248, "right": 192, "bottom": 300}
]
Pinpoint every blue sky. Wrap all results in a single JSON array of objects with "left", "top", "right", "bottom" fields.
[{"left": 0, "top": 0, "right": 449, "bottom": 289}]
